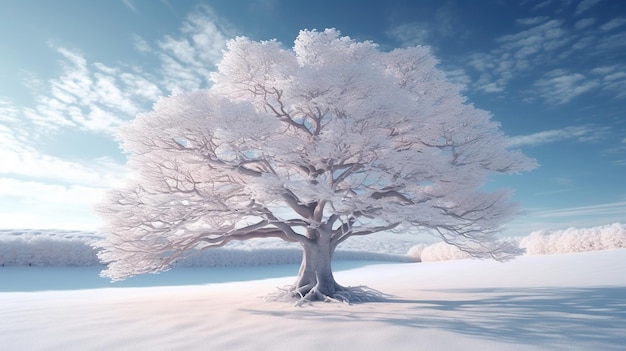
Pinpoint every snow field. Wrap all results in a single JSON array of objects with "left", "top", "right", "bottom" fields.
[{"left": 1, "top": 249, "right": 625, "bottom": 350}]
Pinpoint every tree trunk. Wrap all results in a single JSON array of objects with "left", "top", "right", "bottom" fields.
[{"left": 293, "top": 235, "right": 340, "bottom": 300}]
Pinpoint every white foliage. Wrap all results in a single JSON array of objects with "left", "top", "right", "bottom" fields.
[
  {"left": 418, "top": 241, "right": 472, "bottom": 262},
  {"left": 96, "top": 28, "right": 536, "bottom": 280},
  {"left": 519, "top": 223, "right": 626, "bottom": 255},
  {"left": 0, "top": 230, "right": 100, "bottom": 266},
  {"left": 406, "top": 243, "right": 428, "bottom": 262},
  {"left": 408, "top": 223, "right": 626, "bottom": 262}
]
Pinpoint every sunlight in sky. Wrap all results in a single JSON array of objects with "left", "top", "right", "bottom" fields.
[{"left": 0, "top": 0, "right": 625, "bottom": 234}]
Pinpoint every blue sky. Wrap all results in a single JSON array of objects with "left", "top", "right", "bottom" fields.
[{"left": 0, "top": 0, "right": 624, "bottom": 236}]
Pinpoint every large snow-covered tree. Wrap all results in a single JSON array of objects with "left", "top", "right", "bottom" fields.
[{"left": 96, "top": 29, "right": 536, "bottom": 303}]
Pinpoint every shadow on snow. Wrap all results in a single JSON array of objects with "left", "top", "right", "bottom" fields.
[{"left": 246, "top": 286, "right": 626, "bottom": 350}]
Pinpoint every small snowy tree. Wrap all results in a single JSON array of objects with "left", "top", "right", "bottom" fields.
[{"left": 96, "top": 29, "right": 536, "bottom": 303}]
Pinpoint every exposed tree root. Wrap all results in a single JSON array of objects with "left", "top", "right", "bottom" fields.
[{"left": 266, "top": 283, "right": 390, "bottom": 307}]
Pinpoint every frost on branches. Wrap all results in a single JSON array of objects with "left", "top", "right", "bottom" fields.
[{"left": 95, "top": 29, "right": 537, "bottom": 304}]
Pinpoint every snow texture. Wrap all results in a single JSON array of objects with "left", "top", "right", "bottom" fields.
[{"left": 1, "top": 248, "right": 625, "bottom": 350}]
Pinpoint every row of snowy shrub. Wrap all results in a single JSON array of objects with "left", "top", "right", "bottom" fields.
[
  {"left": 0, "top": 230, "right": 409, "bottom": 267},
  {"left": 1, "top": 223, "right": 624, "bottom": 266},
  {"left": 518, "top": 223, "right": 625, "bottom": 255},
  {"left": 0, "top": 232, "right": 100, "bottom": 266},
  {"left": 407, "top": 223, "right": 626, "bottom": 262}
]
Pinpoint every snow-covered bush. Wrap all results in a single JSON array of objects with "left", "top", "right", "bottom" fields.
[
  {"left": 417, "top": 241, "right": 472, "bottom": 262},
  {"left": 407, "top": 243, "right": 428, "bottom": 262},
  {"left": 519, "top": 223, "right": 626, "bottom": 255},
  {"left": 0, "top": 230, "right": 409, "bottom": 267},
  {"left": 0, "top": 231, "right": 100, "bottom": 266},
  {"left": 408, "top": 223, "right": 626, "bottom": 261}
]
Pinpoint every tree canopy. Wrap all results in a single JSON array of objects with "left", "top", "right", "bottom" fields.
[{"left": 96, "top": 29, "right": 536, "bottom": 302}]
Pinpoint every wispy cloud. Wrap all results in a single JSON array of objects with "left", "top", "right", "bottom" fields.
[
  {"left": 15, "top": 44, "right": 161, "bottom": 136},
  {"left": 0, "top": 4, "right": 234, "bottom": 230},
  {"left": 465, "top": 18, "right": 571, "bottom": 94},
  {"left": 574, "top": 0, "right": 602, "bottom": 16},
  {"left": 507, "top": 125, "right": 610, "bottom": 148},
  {"left": 535, "top": 201, "right": 626, "bottom": 218},
  {"left": 0, "top": 97, "right": 19, "bottom": 123},
  {"left": 589, "top": 65, "right": 626, "bottom": 99},
  {"left": 442, "top": 67, "right": 472, "bottom": 90},
  {"left": 132, "top": 34, "right": 151, "bottom": 53},
  {"left": 531, "top": 0, "right": 552, "bottom": 12},
  {"left": 0, "top": 177, "right": 107, "bottom": 230},
  {"left": 385, "top": 4, "right": 458, "bottom": 49},
  {"left": 603, "top": 136, "right": 626, "bottom": 164},
  {"left": 122, "top": 0, "right": 139, "bottom": 14},
  {"left": 599, "top": 17, "right": 626, "bottom": 32},
  {"left": 9, "top": 5, "right": 232, "bottom": 138},
  {"left": 156, "top": 5, "right": 234, "bottom": 92},
  {"left": 516, "top": 16, "right": 550, "bottom": 26},
  {"left": 532, "top": 69, "right": 599, "bottom": 104},
  {"left": 575, "top": 17, "right": 596, "bottom": 30},
  {"left": 385, "top": 22, "right": 431, "bottom": 47},
  {"left": 458, "top": 2, "right": 626, "bottom": 105}
]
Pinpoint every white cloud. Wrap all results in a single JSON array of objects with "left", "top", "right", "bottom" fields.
[
  {"left": 18, "top": 45, "right": 159, "bottom": 136},
  {"left": 0, "top": 178, "right": 106, "bottom": 230},
  {"left": 591, "top": 65, "right": 617, "bottom": 75},
  {"left": 15, "top": 7, "right": 231, "bottom": 137},
  {"left": 599, "top": 17, "right": 626, "bottom": 32},
  {"left": 596, "top": 31, "right": 626, "bottom": 52},
  {"left": 532, "top": 69, "right": 599, "bottom": 104},
  {"left": 385, "top": 22, "right": 431, "bottom": 47},
  {"left": 575, "top": 18, "right": 596, "bottom": 30},
  {"left": 507, "top": 125, "right": 609, "bottom": 148},
  {"left": 497, "top": 20, "right": 571, "bottom": 58},
  {"left": 0, "top": 113, "right": 126, "bottom": 230},
  {"left": 535, "top": 201, "right": 626, "bottom": 218},
  {"left": 570, "top": 35, "right": 596, "bottom": 50},
  {"left": 589, "top": 65, "right": 626, "bottom": 98},
  {"left": 602, "top": 136, "right": 626, "bottom": 158},
  {"left": 385, "top": 4, "right": 458, "bottom": 49},
  {"left": 442, "top": 67, "right": 472, "bottom": 90},
  {"left": 0, "top": 97, "right": 19, "bottom": 123},
  {"left": 122, "top": 0, "right": 139, "bottom": 14},
  {"left": 0, "top": 4, "right": 236, "bottom": 230},
  {"left": 517, "top": 17, "right": 549, "bottom": 26},
  {"left": 467, "top": 19, "right": 573, "bottom": 95},
  {"left": 531, "top": 0, "right": 552, "bottom": 12},
  {"left": 0, "top": 178, "right": 105, "bottom": 206},
  {"left": 132, "top": 34, "right": 152, "bottom": 53},
  {"left": 574, "top": 0, "right": 602, "bottom": 16},
  {"left": 0, "top": 145, "right": 127, "bottom": 188},
  {"left": 460, "top": 4, "right": 625, "bottom": 104},
  {"left": 157, "top": 5, "right": 233, "bottom": 92}
]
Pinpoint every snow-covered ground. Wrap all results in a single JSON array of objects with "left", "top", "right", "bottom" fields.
[
  {"left": 1, "top": 249, "right": 625, "bottom": 350},
  {"left": 1, "top": 224, "right": 625, "bottom": 350}
]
